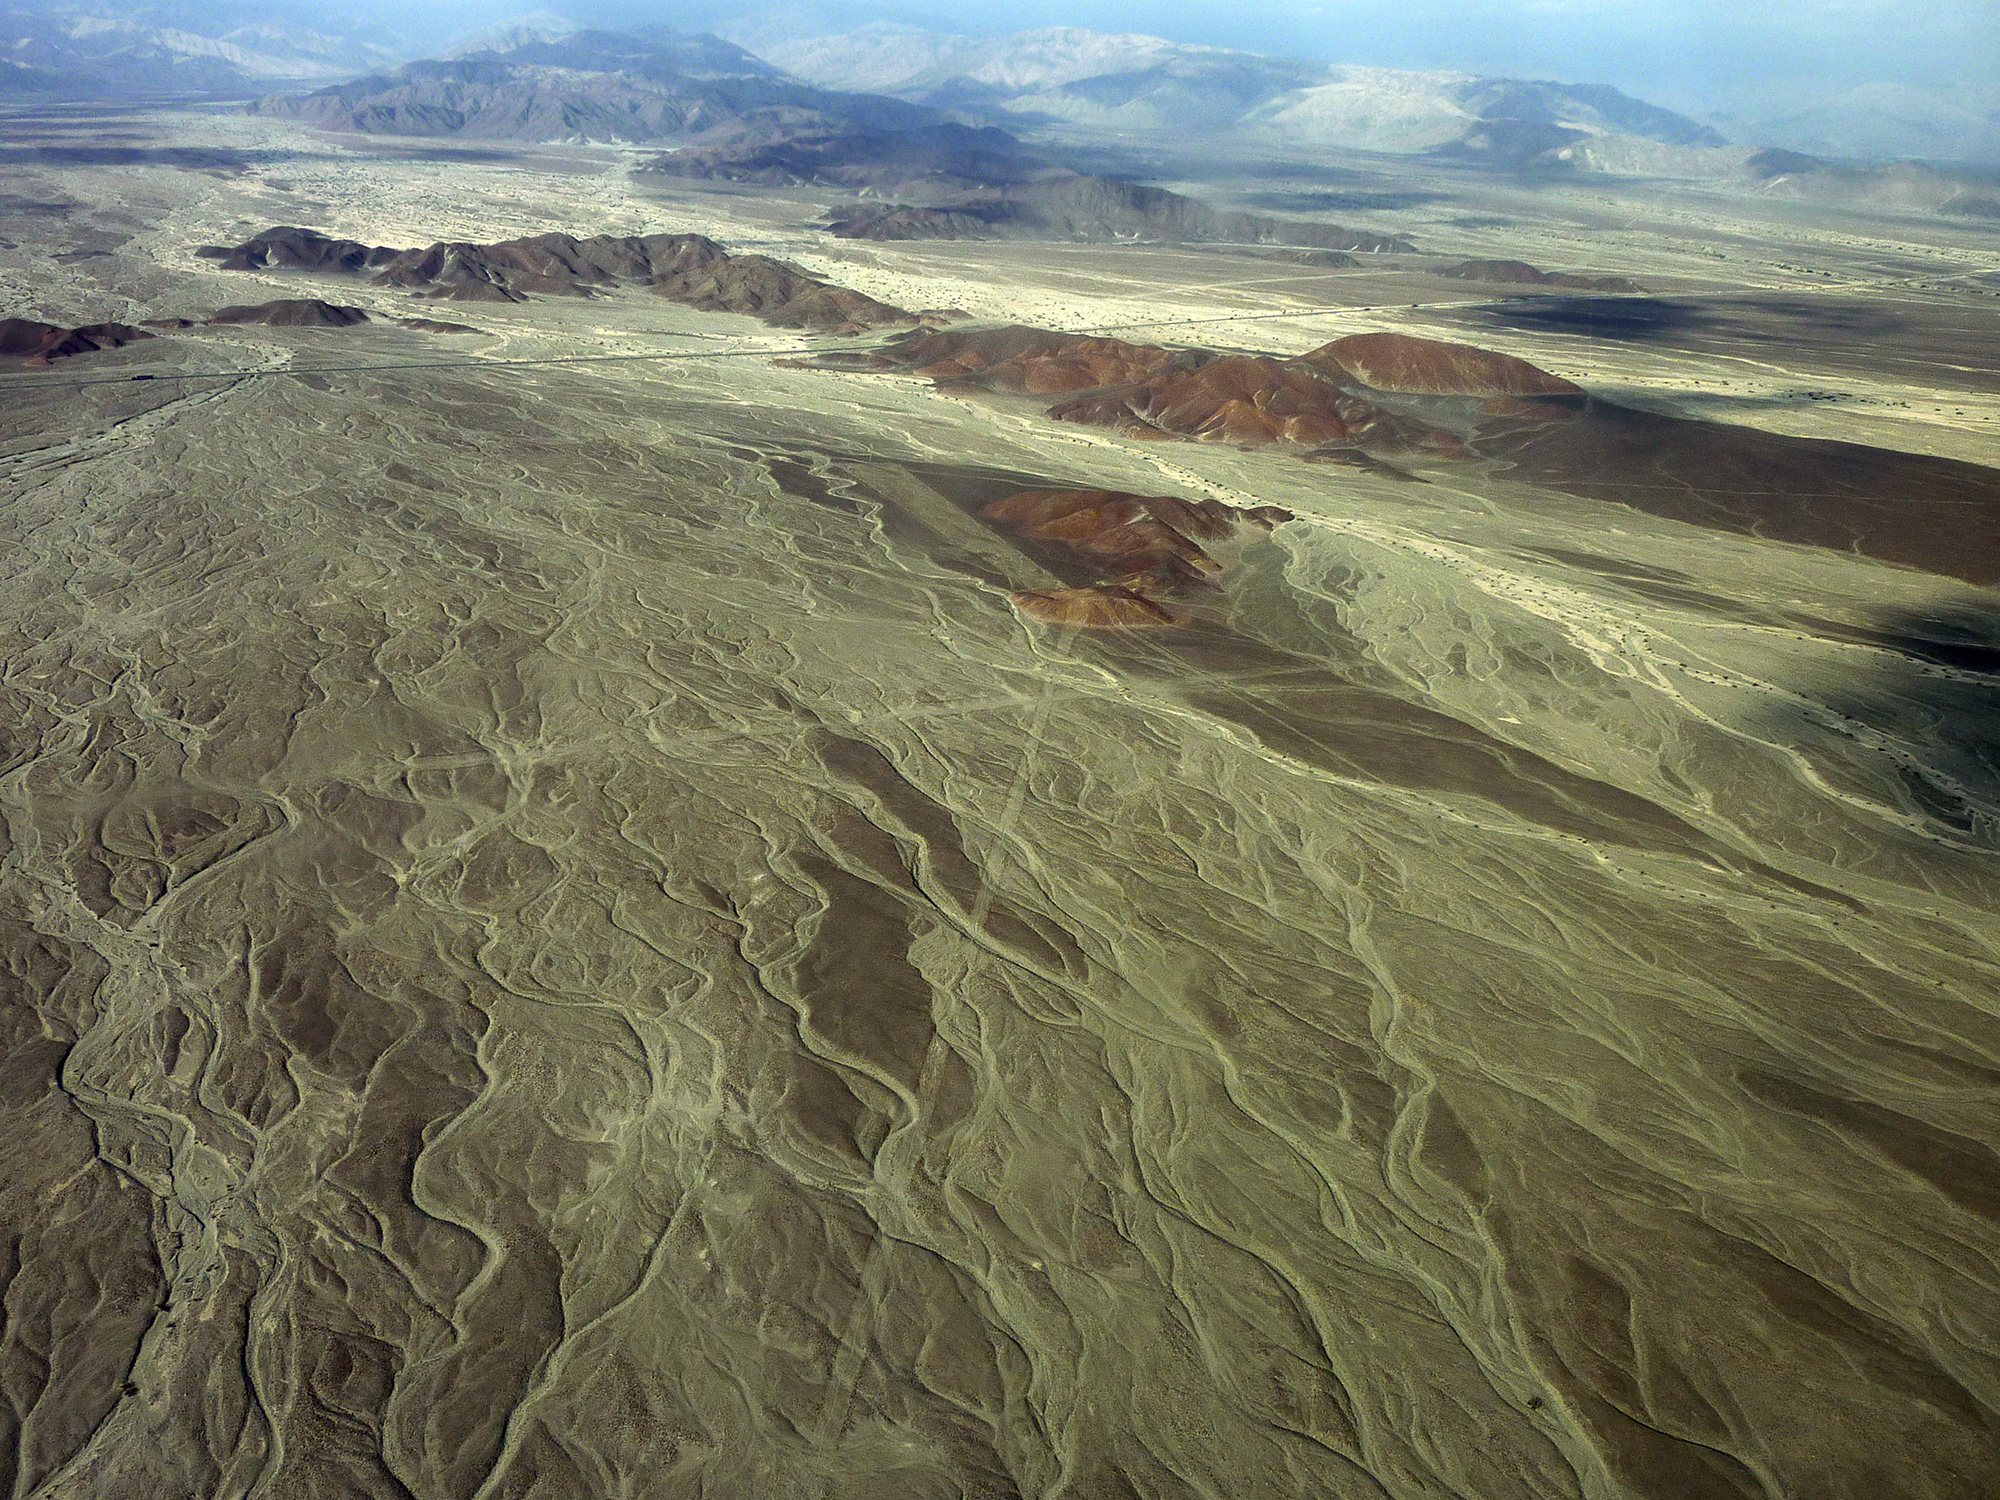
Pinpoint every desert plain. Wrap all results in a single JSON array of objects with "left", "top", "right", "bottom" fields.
[{"left": 1, "top": 94, "right": 1999, "bottom": 1500}]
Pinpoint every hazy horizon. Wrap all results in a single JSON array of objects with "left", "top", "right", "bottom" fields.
[{"left": 12, "top": 0, "right": 1998, "bottom": 113}]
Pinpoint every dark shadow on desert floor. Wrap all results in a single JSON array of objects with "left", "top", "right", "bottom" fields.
[
  {"left": 0, "top": 145, "right": 303, "bottom": 170},
  {"left": 1475, "top": 397, "right": 2000, "bottom": 585},
  {"left": 1822, "top": 602, "right": 2000, "bottom": 843},
  {"left": 1473, "top": 295, "right": 1911, "bottom": 343}
]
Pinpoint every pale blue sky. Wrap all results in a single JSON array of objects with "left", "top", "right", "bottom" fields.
[
  {"left": 600, "top": 0, "right": 1998, "bottom": 102},
  {"left": 318, "top": 0, "right": 2000, "bottom": 105}
]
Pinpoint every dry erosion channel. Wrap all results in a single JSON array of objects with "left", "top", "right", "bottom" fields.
[{"left": 3, "top": 83, "right": 2000, "bottom": 1500}]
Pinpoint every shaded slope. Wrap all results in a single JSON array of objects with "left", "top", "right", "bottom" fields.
[
  {"left": 196, "top": 227, "right": 401, "bottom": 274},
  {"left": 1480, "top": 399, "right": 2000, "bottom": 586}
]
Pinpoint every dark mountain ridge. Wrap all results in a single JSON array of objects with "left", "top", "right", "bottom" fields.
[
  {"left": 198, "top": 225, "right": 927, "bottom": 333},
  {"left": 826, "top": 173, "right": 1416, "bottom": 251}
]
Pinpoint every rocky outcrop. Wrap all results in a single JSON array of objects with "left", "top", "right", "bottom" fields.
[
  {"left": 369, "top": 232, "right": 728, "bottom": 299},
  {"left": 649, "top": 255, "right": 915, "bottom": 332},
  {"left": 1, "top": 317, "right": 154, "bottom": 364}
]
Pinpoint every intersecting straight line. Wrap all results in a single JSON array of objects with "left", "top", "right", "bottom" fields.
[{"left": 0, "top": 296, "right": 1409, "bottom": 392}]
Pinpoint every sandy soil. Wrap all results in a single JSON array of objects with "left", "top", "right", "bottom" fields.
[{"left": 2, "top": 103, "right": 1997, "bottom": 1500}]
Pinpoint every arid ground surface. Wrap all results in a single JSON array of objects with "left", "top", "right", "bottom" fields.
[{"left": 2, "top": 102, "right": 1999, "bottom": 1499}]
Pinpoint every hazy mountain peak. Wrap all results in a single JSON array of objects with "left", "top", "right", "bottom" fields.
[{"left": 440, "top": 14, "right": 580, "bottom": 61}]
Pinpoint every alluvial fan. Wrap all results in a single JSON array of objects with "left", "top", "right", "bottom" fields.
[
  {"left": 2, "top": 88, "right": 1999, "bottom": 1499},
  {"left": 2, "top": 337, "right": 1995, "bottom": 1500}
]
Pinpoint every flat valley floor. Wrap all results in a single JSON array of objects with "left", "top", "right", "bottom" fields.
[{"left": 2, "top": 102, "right": 1999, "bottom": 1499}]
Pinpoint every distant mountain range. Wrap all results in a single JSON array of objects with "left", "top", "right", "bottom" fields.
[
  {"left": 0, "top": 2, "right": 397, "bottom": 93},
  {"left": 11, "top": 7, "right": 1990, "bottom": 175},
  {"left": 247, "top": 27, "right": 933, "bottom": 142},
  {"left": 748, "top": 25, "right": 1726, "bottom": 158},
  {"left": 1709, "top": 81, "right": 2000, "bottom": 168}
]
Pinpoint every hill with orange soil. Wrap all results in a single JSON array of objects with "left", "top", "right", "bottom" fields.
[{"left": 979, "top": 487, "right": 1294, "bottom": 628}]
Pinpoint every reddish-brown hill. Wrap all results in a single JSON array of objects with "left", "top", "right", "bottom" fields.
[
  {"left": 980, "top": 487, "right": 1294, "bottom": 628},
  {"left": 1302, "top": 331, "right": 1581, "bottom": 397},
  {"left": 868, "top": 326, "right": 1196, "bottom": 392},
  {"left": 1046, "top": 355, "right": 1465, "bottom": 453},
  {"left": 822, "top": 325, "right": 1470, "bottom": 457}
]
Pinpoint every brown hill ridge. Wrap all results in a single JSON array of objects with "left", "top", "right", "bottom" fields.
[
  {"left": 196, "top": 228, "right": 401, "bottom": 274},
  {"left": 201, "top": 226, "right": 924, "bottom": 334},
  {"left": 1, "top": 317, "right": 154, "bottom": 365},
  {"left": 207, "top": 300, "right": 371, "bottom": 328},
  {"left": 1303, "top": 332, "right": 1583, "bottom": 397},
  {"left": 881, "top": 326, "right": 1200, "bottom": 393},
  {"left": 1442, "top": 259, "right": 1644, "bottom": 294},
  {"left": 980, "top": 488, "right": 1293, "bottom": 629}
]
